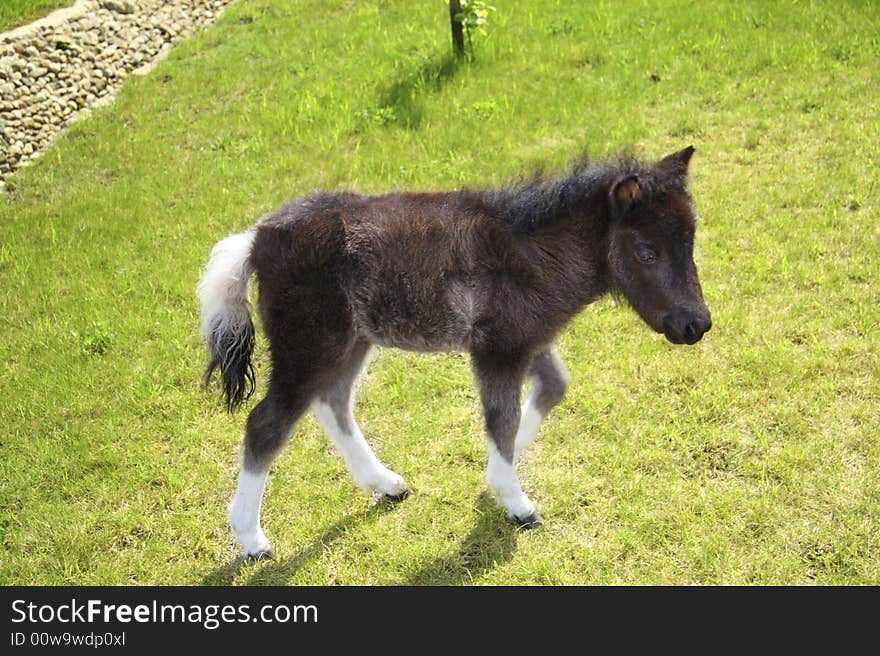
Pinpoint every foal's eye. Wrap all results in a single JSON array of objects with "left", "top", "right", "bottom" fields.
[{"left": 635, "top": 244, "right": 657, "bottom": 264}]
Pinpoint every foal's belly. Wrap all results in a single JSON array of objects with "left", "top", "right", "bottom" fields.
[
  {"left": 349, "top": 276, "right": 475, "bottom": 352},
  {"left": 356, "top": 326, "right": 468, "bottom": 352}
]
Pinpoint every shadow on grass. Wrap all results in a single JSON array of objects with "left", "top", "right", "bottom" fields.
[
  {"left": 202, "top": 493, "right": 518, "bottom": 585},
  {"left": 376, "top": 52, "right": 464, "bottom": 129},
  {"left": 202, "top": 557, "right": 247, "bottom": 586},
  {"left": 404, "top": 492, "right": 519, "bottom": 584},
  {"left": 201, "top": 496, "right": 405, "bottom": 586}
]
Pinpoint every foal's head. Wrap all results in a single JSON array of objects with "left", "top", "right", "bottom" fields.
[{"left": 606, "top": 146, "right": 712, "bottom": 345}]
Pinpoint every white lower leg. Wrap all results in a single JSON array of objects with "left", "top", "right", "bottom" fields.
[
  {"left": 228, "top": 467, "right": 271, "bottom": 556},
  {"left": 312, "top": 401, "right": 407, "bottom": 496},
  {"left": 487, "top": 441, "right": 535, "bottom": 519},
  {"left": 514, "top": 395, "right": 544, "bottom": 460}
]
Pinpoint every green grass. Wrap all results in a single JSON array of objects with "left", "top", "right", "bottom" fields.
[
  {"left": 0, "top": 0, "right": 74, "bottom": 31},
  {"left": 1, "top": 0, "right": 878, "bottom": 585}
]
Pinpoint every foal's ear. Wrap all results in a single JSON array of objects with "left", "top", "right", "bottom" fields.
[
  {"left": 610, "top": 175, "right": 642, "bottom": 215},
  {"left": 659, "top": 145, "right": 695, "bottom": 177}
]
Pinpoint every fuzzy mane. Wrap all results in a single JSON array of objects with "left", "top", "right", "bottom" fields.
[{"left": 485, "top": 154, "right": 690, "bottom": 232}]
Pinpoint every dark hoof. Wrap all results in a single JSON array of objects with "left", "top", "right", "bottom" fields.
[
  {"left": 382, "top": 489, "right": 410, "bottom": 503},
  {"left": 243, "top": 548, "right": 274, "bottom": 562},
  {"left": 510, "top": 512, "right": 543, "bottom": 529}
]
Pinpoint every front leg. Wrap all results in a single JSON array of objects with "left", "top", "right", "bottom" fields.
[
  {"left": 472, "top": 351, "right": 541, "bottom": 528},
  {"left": 514, "top": 347, "right": 569, "bottom": 460}
]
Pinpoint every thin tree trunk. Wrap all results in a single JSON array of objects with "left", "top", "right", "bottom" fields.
[{"left": 449, "top": 0, "right": 465, "bottom": 57}]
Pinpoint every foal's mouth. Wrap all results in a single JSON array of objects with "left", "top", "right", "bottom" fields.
[{"left": 664, "top": 330, "right": 707, "bottom": 345}]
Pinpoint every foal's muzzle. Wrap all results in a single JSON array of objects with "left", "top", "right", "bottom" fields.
[{"left": 662, "top": 308, "right": 712, "bottom": 345}]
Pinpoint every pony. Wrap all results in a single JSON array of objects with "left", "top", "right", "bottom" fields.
[{"left": 198, "top": 146, "right": 711, "bottom": 558}]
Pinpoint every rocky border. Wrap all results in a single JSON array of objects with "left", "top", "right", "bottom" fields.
[{"left": 0, "top": 0, "right": 236, "bottom": 189}]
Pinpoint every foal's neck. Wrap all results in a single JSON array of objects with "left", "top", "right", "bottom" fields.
[{"left": 524, "top": 185, "right": 614, "bottom": 307}]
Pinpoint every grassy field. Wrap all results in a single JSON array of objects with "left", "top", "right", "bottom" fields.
[
  {"left": 0, "top": 0, "right": 73, "bottom": 31},
  {"left": 1, "top": 0, "right": 878, "bottom": 585}
]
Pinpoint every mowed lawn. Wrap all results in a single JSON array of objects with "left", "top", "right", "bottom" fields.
[
  {"left": 0, "top": 1, "right": 75, "bottom": 31},
  {"left": 1, "top": 0, "right": 877, "bottom": 585}
]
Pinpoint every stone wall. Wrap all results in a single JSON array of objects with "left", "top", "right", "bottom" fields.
[{"left": 0, "top": 0, "right": 236, "bottom": 187}]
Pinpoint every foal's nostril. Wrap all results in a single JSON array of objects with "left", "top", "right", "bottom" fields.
[
  {"left": 684, "top": 316, "right": 711, "bottom": 343},
  {"left": 662, "top": 310, "right": 710, "bottom": 345}
]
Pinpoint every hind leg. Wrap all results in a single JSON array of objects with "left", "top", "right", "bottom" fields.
[
  {"left": 228, "top": 385, "right": 311, "bottom": 559},
  {"left": 312, "top": 340, "right": 408, "bottom": 498},
  {"left": 514, "top": 347, "right": 569, "bottom": 460}
]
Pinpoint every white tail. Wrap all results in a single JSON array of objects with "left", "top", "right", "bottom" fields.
[{"left": 197, "top": 229, "right": 257, "bottom": 410}]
